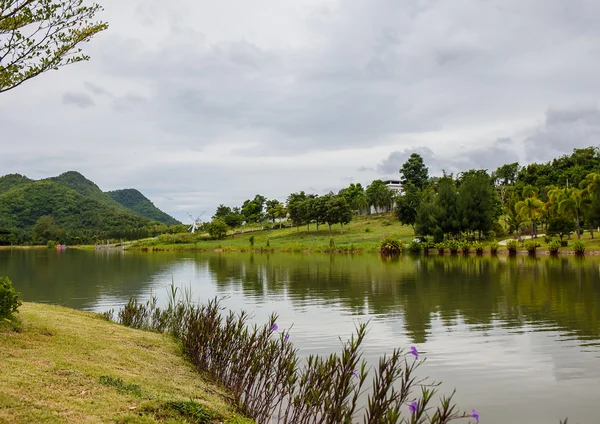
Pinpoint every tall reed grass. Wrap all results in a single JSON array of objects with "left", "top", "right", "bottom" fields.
[{"left": 114, "top": 285, "right": 477, "bottom": 423}]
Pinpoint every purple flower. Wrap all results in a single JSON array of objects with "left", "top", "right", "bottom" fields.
[
  {"left": 271, "top": 323, "right": 278, "bottom": 331},
  {"left": 410, "top": 346, "right": 419, "bottom": 360},
  {"left": 409, "top": 401, "right": 418, "bottom": 414},
  {"left": 352, "top": 370, "right": 359, "bottom": 378},
  {"left": 285, "top": 333, "right": 290, "bottom": 341},
  {"left": 471, "top": 409, "right": 479, "bottom": 423},
  {"left": 307, "top": 373, "right": 311, "bottom": 382}
]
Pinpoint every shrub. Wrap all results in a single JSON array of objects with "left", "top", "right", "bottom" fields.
[
  {"left": 436, "top": 242, "right": 446, "bottom": 255},
  {"left": 572, "top": 240, "right": 586, "bottom": 256},
  {"left": 548, "top": 240, "right": 561, "bottom": 255},
  {"left": 561, "top": 240, "right": 569, "bottom": 247},
  {"left": 459, "top": 242, "right": 471, "bottom": 255},
  {"left": 506, "top": 239, "right": 519, "bottom": 255},
  {"left": 544, "top": 236, "right": 553, "bottom": 244},
  {"left": 207, "top": 218, "right": 229, "bottom": 240},
  {"left": 446, "top": 240, "right": 460, "bottom": 254},
  {"left": 524, "top": 240, "right": 537, "bottom": 255},
  {"left": 249, "top": 236, "right": 255, "bottom": 247},
  {"left": 0, "top": 277, "right": 22, "bottom": 319},
  {"left": 378, "top": 237, "right": 403, "bottom": 255},
  {"left": 46, "top": 240, "right": 57, "bottom": 249},
  {"left": 381, "top": 220, "right": 392, "bottom": 227},
  {"left": 489, "top": 241, "right": 499, "bottom": 255},
  {"left": 473, "top": 242, "right": 484, "bottom": 254},
  {"left": 407, "top": 241, "right": 422, "bottom": 255}
]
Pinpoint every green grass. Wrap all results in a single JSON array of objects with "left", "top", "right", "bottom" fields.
[
  {"left": 0, "top": 303, "right": 253, "bottom": 424},
  {"left": 130, "top": 213, "right": 416, "bottom": 253}
]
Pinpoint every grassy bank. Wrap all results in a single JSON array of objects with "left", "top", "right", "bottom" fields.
[
  {"left": 0, "top": 303, "right": 252, "bottom": 424},
  {"left": 124, "top": 213, "right": 600, "bottom": 255}
]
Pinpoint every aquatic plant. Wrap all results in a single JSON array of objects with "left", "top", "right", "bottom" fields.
[
  {"left": 572, "top": 240, "right": 586, "bottom": 256},
  {"left": 548, "top": 240, "right": 561, "bottom": 255},
  {"left": 473, "top": 242, "right": 484, "bottom": 255},
  {"left": 407, "top": 241, "right": 422, "bottom": 255},
  {"left": 524, "top": 240, "right": 538, "bottom": 255},
  {"left": 506, "top": 240, "right": 519, "bottom": 255},
  {"left": 446, "top": 240, "right": 460, "bottom": 255},
  {"left": 116, "top": 289, "right": 477, "bottom": 423},
  {"left": 459, "top": 242, "right": 471, "bottom": 255},
  {"left": 436, "top": 243, "right": 446, "bottom": 255},
  {"left": 488, "top": 241, "right": 499, "bottom": 255},
  {"left": 378, "top": 237, "right": 403, "bottom": 256}
]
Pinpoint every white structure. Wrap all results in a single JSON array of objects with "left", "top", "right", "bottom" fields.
[
  {"left": 187, "top": 212, "right": 205, "bottom": 233},
  {"left": 383, "top": 180, "right": 403, "bottom": 195}
]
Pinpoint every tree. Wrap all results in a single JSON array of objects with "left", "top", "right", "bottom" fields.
[
  {"left": 241, "top": 195, "right": 266, "bottom": 224},
  {"left": 339, "top": 183, "right": 368, "bottom": 214},
  {"left": 457, "top": 173, "right": 496, "bottom": 239},
  {"left": 547, "top": 217, "right": 576, "bottom": 242},
  {"left": 1, "top": 0, "right": 108, "bottom": 93},
  {"left": 433, "top": 177, "right": 460, "bottom": 237},
  {"left": 325, "top": 195, "right": 353, "bottom": 233},
  {"left": 400, "top": 153, "right": 429, "bottom": 191},
  {"left": 32, "top": 215, "right": 63, "bottom": 243},
  {"left": 366, "top": 180, "right": 394, "bottom": 213},
  {"left": 394, "top": 182, "right": 421, "bottom": 232},
  {"left": 492, "top": 163, "right": 519, "bottom": 186},
  {"left": 514, "top": 197, "right": 545, "bottom": 237},
  {"left": 213, "top": 204, "right": 232, "bottom": 219},
  {"left": 265, "top": 199, "right": 280, "bottom": 223},
  {"left": 287, "top": 192, "right": 307, "bottom": 232},
  {"left": 270, "top": 203, "right": 287, "bottom": 228},
  {"left": 207, "top": 217, "right": 228, "bottom": 240},
  {"left": 415, "top": 191, "right": 439, "bottom": 241}
]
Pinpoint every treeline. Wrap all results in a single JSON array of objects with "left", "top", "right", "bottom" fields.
[{"left": 396, "top": 147, "right": 600, "bottom": 242}]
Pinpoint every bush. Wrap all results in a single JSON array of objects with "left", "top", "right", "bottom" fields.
[
  {"left": 548, "top": 240, "right": 561, "bottom": 255},
  {"left": 381, "top": 220, "right": 392, "bottom": 227},
  {"left": 459, "top": 242, "right": 471, "bottom": 255},
  {"left": 544, "top": 236, "right": 553, "bottom": 244},
  {"left": 207, "top": 218, "right": 229, "bottom": 240},
  {"left": 572, "top": 240, "right": 586, "bottom": 256},
  {"left": 249, "top": 236, "right": 255, "bottom": 247},
  {"left": 446, "top": 240, "right": 460, "bottom": 254},
  {"left": 436, "top": 242, "right": 446, "bottom": 255},
  {"left": 524, "top": 240, "right": 537, "bottom": 255},
  {"left": 407, "top": 241, "right": 422, "bottom": 255},
  {"left": 561, "top": 240, "right": 569, "bottom": 247},
  {"left": 506, "top": 239, "right": 519, "bottom": 255},
  {"left": 473, "top": 242, "right": 484, "bottom": 254},
  {"left": 0, "top": 277, "right": 22, "bottom": 319},
  {"left": 378, "top": 237, "right": 403, "bottom": 255},
  {"left": 489, "top": 241, "right": 499, "bottom": 255},
  {"left": 46, "top": 240, "right": 57, "bottom": 249}
]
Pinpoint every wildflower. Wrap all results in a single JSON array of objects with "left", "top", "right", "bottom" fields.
[
  {"left": 471, "top": 409, "right": 479, "bottom": 423},
  {"left": 352, "top": 370, "right": 359, "bottom": 378},
  {"left": 410, "top": 346, "right": 419, "bottom": 360},
  {"left": 271, "top": 323, "right": 278, "bottom": 331},
  {"left": 307, "top": 373, "right": 311, "bottom": 382},
  {"left": 285, "top": 333, "right": 290, "bottom": 341},
  {"left": 409, "top": 401, "right": 418, "bottom": 414}
]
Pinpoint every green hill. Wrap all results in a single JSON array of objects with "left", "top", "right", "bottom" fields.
[
  {"left": 0, "top": 171, "right": 179, "bottom": 245},
  {"left": 108, "top": 189, "right": 180, "bottom": 225},
  {"left": 0, "top": 174, "right": 33, "bottom": 195}
]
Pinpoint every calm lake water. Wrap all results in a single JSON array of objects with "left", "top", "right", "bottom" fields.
[{"left": 2, "top": 249, "right": 600, "bottom": 423}]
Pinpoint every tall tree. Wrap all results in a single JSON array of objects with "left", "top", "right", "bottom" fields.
[
  {"left": 287, "top": 191, "right": 307, "bottom": 232},
  {"left": 514, "top": 196, "right": 545, "bottom": 237},
  {"left": 433, "top": 177, "right": 460, "bottom": 237},
  {"left": 213, "top": 204, "right": 232, "bottom": 219},
  {"left": 400, "top": 153, "right": 429, "bottom": 191},
  {"left": 241, "top": 194, "right": 266, "bottom": 223},
  {"left": 339, "top": 183, "right": 368, "bottom": 214},
  {"left": 325, "top": 195, "right": 353, "bottom": 234},
  {"left": 457, "top": 173, "right": 496, "bottom": 239},
  {"left": 492, "top": 163, "right": 519, "bottom": 186},
  {"left": 265, "top": 199, "right": 280, "bottom": 223},
  {"left": 1, "top": 0, "right": 108, "bottom": 93},
  {"left": 394, "top": 182, "right": 421, "bottom": 232},
  {"left": 366, "top": 180, "right": 394, "bottom": 213}
]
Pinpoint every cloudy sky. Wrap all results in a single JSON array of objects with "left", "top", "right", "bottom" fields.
[{"left": 2, "top": 0, "right": 600, "bottom": 223}]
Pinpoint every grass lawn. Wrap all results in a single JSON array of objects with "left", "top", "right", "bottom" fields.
[
  {"left": 0, "top": 303, "right": 252, "bottom": 424},
  {"left": 130, "top": 213, "right": 416, "bottom": 253}
]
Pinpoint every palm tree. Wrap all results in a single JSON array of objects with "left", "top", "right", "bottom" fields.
[
  {"left": 514, "top": 197, "right": 545, "bottom": 237},
  {"left": 580, "top": 173, "right": 600, "bottom": 238},
  {"left": 557, "top": 188, "right": 586, "bottom": 240}
]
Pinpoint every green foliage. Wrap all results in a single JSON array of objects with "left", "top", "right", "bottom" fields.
[
  {"left": 493, "top": 162, "right": 520, "bottom": 186},
  {"left": 0, "top": 0, "right": 108, "bottom": 94},
  {"left": 207, "top": 218, "right": 228, "bottom": 240},
  {"left": 241, "top": 194, "right": 266, "bottom": 224},
  {"left": 506, "top": 239, "right": 519, "bottom": 254},
  {"left": 325, "top": 195, "right": 353, "bottom": 233},
  {"left": 434, "top": 178, "right": 461, "bottom": 236},
  {"left": 459, "top": 242, "right": 471, "bottom": 254},
  {"left": 489, "top": 241, "right": 499, "bottom": 254},
  {"left": 364, "top": 227, "right": 372, "bottom": 233},
  {"left": 108, "top": 189, "right": 180, "bottom": 225},
  {"left": 572, "top": 240, "right": 586, "bottom": 256},
  {"left": 0, "top": 173, "right": 32, "bottom": 195},
  {"left": 548, "top": 217, "right": 576, "bottom": 241},
  {"left": 436, "top": 242, "right": 446, "bottom": 254},
  {"left": 249, "top": 236, "right": 255, "bottom": 247},
  {"left": 378, "top": 237, "right": 403, "bottom": 255},
  {"left": 457, "top": 172, "right": 496, "bottom": 237},
  {"left": 445, "top": 239, "right": 460, "bottom": 254},
  {"left": 366, "top": 180, "right": 394, "bottom": 212},
  {"left": 99, "top": 375, "right": 143, "bottom": 398},
  {"left": 394, "top": 182, "right": 421, "bottom": 229},
  {"left": 524, "top": 240, "right": 538, "bottom": 255},
  {"left": 338, "top": 183, "right": 368, "bottom": 214},
  {"left": 145, "top": 400, "right": 216, "bottom": 424},
  {"left": 399, "top": 153, "right": 429, "bottom": 191},
  {"left": 548, "top": 240, "right": 562, "bottom": 255},
  {"left": 473, "top": 242, "right": 484, "bottom": 254},
  {"left": 0, "top": 277, "right": 22, "bottom": 319},
  {"left": 407, "top": 240, "right": 422, "bottom": 254}
]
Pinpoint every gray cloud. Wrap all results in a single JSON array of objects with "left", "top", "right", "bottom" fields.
[
  {"left": 62, "top": 92, "right": 95, "bottom": 109},
  {"left": 3, "top": 0, "right": 600, "bottom": 220}
]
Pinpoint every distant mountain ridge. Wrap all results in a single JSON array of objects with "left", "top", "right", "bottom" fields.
[
  {"left": 0, "top": 171, "right": 180, "bottom": 244},
  {"left": 108, "top": 189, "right": 180, "bottom": 226}
]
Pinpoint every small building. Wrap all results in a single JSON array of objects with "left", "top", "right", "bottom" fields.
[{"left": 383, "top": 180, "right": 403, "bottom": 195}]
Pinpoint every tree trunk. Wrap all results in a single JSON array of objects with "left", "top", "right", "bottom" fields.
[
  {"left": 576, "top": 211, "right": 581, "bottom": 240},
  {"left": 590, "top": 224, "right": 594, "bottom": 239},
  {"left": 340, "top": 224, "right": 343, "bottom": 234},
  {"left": 328, "top": 224, "right": 332, "bottom": 234}
]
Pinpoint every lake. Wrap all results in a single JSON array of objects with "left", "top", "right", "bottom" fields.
[{"left": 2, "top": 249, "right": 600, "bottom": 423}]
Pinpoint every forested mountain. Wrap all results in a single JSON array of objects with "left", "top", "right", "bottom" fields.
[
  {"left": 0, "top": 171, "right": 180, "bottom": 245},
  {"left": 108, "top": 189, "right": 179, "bottom": 225}
]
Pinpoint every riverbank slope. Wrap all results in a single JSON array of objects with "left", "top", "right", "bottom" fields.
[{"left": 0, "top": 303, "right": 252, "bottom": 424}]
